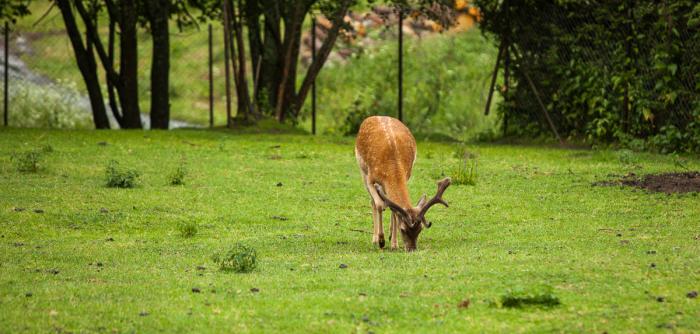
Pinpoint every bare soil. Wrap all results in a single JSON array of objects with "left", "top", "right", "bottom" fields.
[{"left": 594, "top": 172, "right": 700, "bottom": 194}]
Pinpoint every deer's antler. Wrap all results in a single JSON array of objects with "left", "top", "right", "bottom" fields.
[
  {"left": 374, "top": 183, "right": 409, "bottom": 220},
  {"left": 418, "top": 177, "right": 451, "bottom": 220}
]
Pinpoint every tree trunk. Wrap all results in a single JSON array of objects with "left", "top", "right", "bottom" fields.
[
  {"left": 118, "top": 0, "right": 142, "bottom": 128},
  {"left": 275, "top": 2, "right": 305, "bottom": 122},
  {"left": 293, "top": 0, "right": 353, "bottom": 117},
  {"left": 147, "top": 0, "right": 171, "bottom": 129},
  {"left": 56, "top": 0, "right": 110, "bottom": 129},
  {"left": 258, "top": 6, "right": 282, "bottom": 113}
]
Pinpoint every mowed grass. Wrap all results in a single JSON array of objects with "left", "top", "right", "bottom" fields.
[{"left": 1, "top": 129, "right": 699, "bottom": 333}]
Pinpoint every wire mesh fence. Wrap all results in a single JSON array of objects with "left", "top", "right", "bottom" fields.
[
  {"left": 477, "top": 0, "right": 700, "bottom": 149},
  {"left": 1, "top": 8, "right": 227, "bottom": 129},
  {"left": 1, "top": 3, "right": 495, "bottom": 139}
]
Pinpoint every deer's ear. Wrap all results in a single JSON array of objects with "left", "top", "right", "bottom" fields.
[{"left": 416, "top": 194, "right": 427, "bottom": 207}]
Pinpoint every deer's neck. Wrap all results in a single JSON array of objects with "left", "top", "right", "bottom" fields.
[{"left": 384, "top": 178, "right": 413, "bottom": 210}]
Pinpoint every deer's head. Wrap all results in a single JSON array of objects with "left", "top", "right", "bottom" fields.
[{"left": 374, "top": 178, "right": 451, "bottom": 251}]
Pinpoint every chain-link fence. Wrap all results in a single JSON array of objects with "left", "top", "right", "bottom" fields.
[{"left": 1, "top": 3, "right": 494, "bottom": 139}]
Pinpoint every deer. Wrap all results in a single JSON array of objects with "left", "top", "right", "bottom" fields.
[{"left": 355, "top": 116, "right": 451, "bottom": 251}]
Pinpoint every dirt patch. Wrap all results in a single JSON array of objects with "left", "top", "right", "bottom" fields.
[{"left": 594, "top": 172, "right": 700, "bottom": 194}]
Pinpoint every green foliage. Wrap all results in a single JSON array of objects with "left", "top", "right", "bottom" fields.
[
  {"left": 0, "top": 0, "right": 30, "bottom": 24},
  {"left": 168, "top": 163, "right": 187, "bottom": 185},
  {"left": 451, "top": 146, "right": 478, "bottom": 185},
  {"left": 11, "top": 150, "right": 42, "bottom": 173},
  {"left": 212, "top": 243, "right": 257, "bottom": 273},
  {"left": 476, "top": 0, "right": 700, "bottom": 152},
  {"left": 309, "top": 29, "right": 498, "bottom": 140},
  {"left": 178, "top": 222, "right": 198, "bottom": 238},
  {"left": 497, "top": 285, "right": 561, "bottom": 308},
  {"left": 105, "top": 160, "right": 141, "bottom": 188},
  {"left": 616, "top": 149, "right": 638, "bottom": 166},
  {"left": 1, "top": 79, "right": 93, "bottom": 129}
]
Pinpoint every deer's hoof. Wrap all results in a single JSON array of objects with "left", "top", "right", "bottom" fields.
[{"left": 379, "top": 238, "right": 385, "bottom": 249}]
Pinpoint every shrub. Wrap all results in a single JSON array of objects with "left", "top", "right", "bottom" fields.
[
  {"left": 105, "top": 160, "right": 141, "bottom": 188},
  {"left": 178, "top": 222, "right": 198, "bottom": 238},
  {"left": 476, "top": 0, "right": 700, "bottom": 152},
  {"left": 616, "top": 149, "right": 638, "bottom": 166},
  {"left": 1, "top": 78, "right": 93, "bottom": 129},
  {"left": 313, "top": 30, "right": 498, "bottom": 140},
  {"left": 212, "top": 243, "right": 257, "bottom": 273},
  {"left": 11, "top": 150, "right": 42, "bottom": 173}
]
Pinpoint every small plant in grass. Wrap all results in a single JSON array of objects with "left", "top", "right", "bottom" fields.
[
  {"left": 497, "top": 285, "right": 561, "bottom": 308},
  {"left": 169, "top": 163, "right": 187, "bottom": 185},
  {"left": 212, "top": 243, "right": 257, "bottom": 273},
  {"left": 105, "top": 160, "right": 141, "bottom": 188},
  {"left": 11, "top": 150, "right": 43, "bottom": 173},
  {"left": 617, "top": 149, "right": 638, "bottom": 165},
  {"left": 450, "top": 150, "right": 479, "bottom": 186},
  {"left": 40, "top": 144, "right": 54, "bottom": 153},
  {"left": 178, "top": 222, "right": 198, "bottom": 238}
]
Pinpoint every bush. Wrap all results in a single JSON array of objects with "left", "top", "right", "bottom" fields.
[
  {"left": 212, "top": 243, "right": 257, "bottom": 273},
  {"left": 1, "top": 78, "right": 93, "bottom": 129},
  {"left": 310, "top": 29, "right": 498, "bottom": 140},
  {"left": 178, "top": 222, "right": 198, "bottom": 238},
  {"left": 475, "top": 0, "right": 700, "bottom": 152},
  {"left": 11, "top": 150, "right": 43, "bottom": 173},
  {"left": 105, "top": 160, "right": 141, "bottom": 188}
]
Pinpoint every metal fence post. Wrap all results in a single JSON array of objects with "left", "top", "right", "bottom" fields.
[
  {"left": 397, "top": 8, "right": 403, "bottom": 122},
  {"left": 208, "top": 23, "right": 214, "bottom": 128},
  {"left": 3, "top": 22, "right": 8, "bottom": 127},
  {"left": 311, "top": 17, "right": 317, "bottom": 135},
  {"left": 222, "top": 2, "right": 232, "bottom": 128}
]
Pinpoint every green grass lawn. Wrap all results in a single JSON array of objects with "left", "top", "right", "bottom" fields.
[{"left": 1, "top": 128, "right": 699, "bottom": 333}]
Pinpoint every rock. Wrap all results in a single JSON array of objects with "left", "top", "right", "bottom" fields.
[
  {"left": 687, "top": 291, "right": 698, "bottom": 299},
  {"left": 339, "top": 263, "right": 348, "bottom": 269},
  {"left": 458, "top": 299, "right": 470, "bottom": 309}
]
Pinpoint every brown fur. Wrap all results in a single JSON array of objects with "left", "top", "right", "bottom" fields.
[{"left": 355, "top": 116, "right": 450, "bottom": 251}]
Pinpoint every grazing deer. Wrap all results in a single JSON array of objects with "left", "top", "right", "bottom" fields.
[{"left": 355, "top": 116, "right": 451, "bottom": 251}]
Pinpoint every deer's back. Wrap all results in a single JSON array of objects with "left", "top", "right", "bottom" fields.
[{"left": 355, "top": 116, "right": 416, "bottom": 183}]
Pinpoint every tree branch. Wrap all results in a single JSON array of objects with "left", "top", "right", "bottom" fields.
[{"left": 293, "top": 0, "right": 352, "bottom": 117}]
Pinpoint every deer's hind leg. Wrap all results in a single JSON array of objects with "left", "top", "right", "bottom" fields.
[
  {"left": 370, "top": 200, "right": 385, "bottom": 248},
  {"left": 361, "top": 172, "right": 385, "bottom": 249},
  {"left": 390, "top": 212, "right": 399, "bottom": 250}
]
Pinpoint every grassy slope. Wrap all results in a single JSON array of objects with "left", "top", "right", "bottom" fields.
[{"left": 1, "top": 129, "right": 699, "bottom": 333}]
